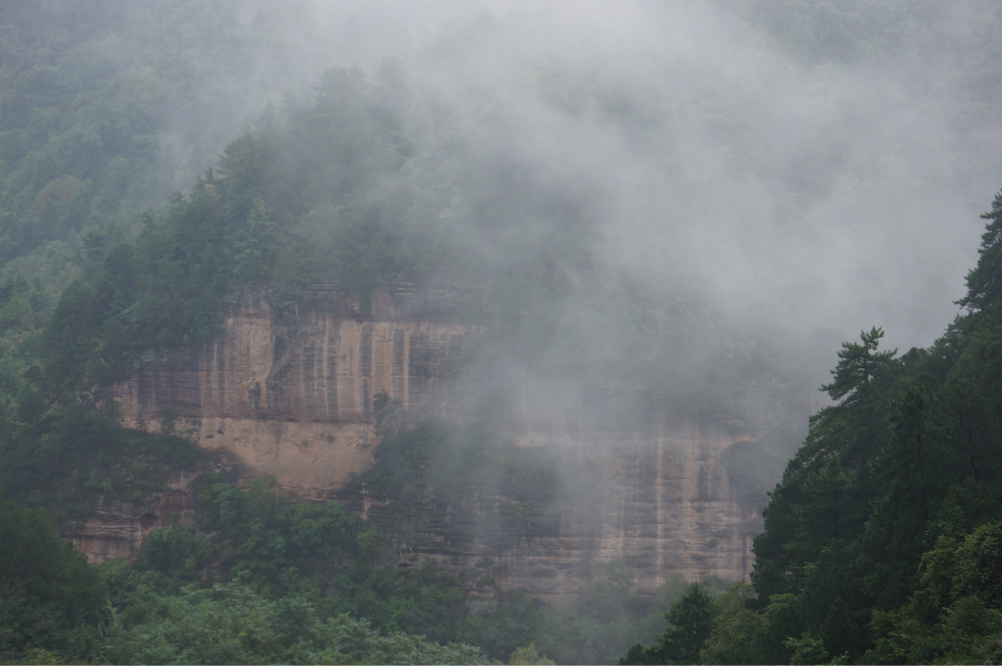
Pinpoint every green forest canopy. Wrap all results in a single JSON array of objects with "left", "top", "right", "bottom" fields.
[{"left": 621, "top": 192, "right": 1002, "bottom": 663}]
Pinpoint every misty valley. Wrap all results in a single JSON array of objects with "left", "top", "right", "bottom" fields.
[{"left": 2, "top": 1, "right": 1002, "bottom": 664}]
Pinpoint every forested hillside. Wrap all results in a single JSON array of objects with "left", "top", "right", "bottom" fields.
[
  {"left": 621, "top": 194, "right": 1002, "bottom": 664},
  {"left": 2, "top": 0, "right": 1002, "bottom": 664}
]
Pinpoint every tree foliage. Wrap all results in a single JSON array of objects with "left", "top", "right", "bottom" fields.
[
  {"left": 0, "top": 491, "right": 107, "bottom": 662},
  {"left": 958, "top": 191, "right": 1002, "bottom": 312},
  {"left": 619, "top": 582, "right": 716, "bottom": 665},
  {"left": 104, "top": 579, "right": 493, "bottom": 666},
  {"left": 734, "top": 191, "right": 1002, "bottom": 663}
]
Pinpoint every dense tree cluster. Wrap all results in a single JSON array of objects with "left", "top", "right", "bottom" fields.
[
  {"left": 618, "top": 193, "right": 1002, "bottom": 664},
  {"left": 734, "top": 191, "right": 1002, "bottom": 664}
]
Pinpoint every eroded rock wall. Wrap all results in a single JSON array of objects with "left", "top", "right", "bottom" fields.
[
  {"left": 349, "top": 421, "right": 762, "bottom": 606},
  {"left": 103, "top": 284, "right": 783, "bottom": 591},
  {"left": 63, "top": 473, "right": 200, "bottom": 564},
  {"left": 113, "top": 285, "right": 482, "bottom": 493}
]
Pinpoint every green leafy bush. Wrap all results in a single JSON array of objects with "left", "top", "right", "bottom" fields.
[
  {"left": 0, "top": 492, "right": 107, "bottom": 663},
  {"left": 105, "top": 579, "right": 493, "bottom": 665}
]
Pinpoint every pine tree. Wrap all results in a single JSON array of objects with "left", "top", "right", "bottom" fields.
[
  {"left": 620, "top": 583, "right": 716, "bottom": 665},
  {"left": 958, "top": 190, "right": 1002, "bottom": 312}
]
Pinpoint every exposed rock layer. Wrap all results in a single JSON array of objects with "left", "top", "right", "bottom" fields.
[
  {"left": 346, "top": 422, "right": 763, "bottom": 605},
  {"left": 100, "top": 284, "right": 788, "bottom": 592},
  {"left": 113, "top": 286, "right": 482, "bottom": 493},
  {"left": 63, "top": 472, "right": 200, "bottom": 564}
]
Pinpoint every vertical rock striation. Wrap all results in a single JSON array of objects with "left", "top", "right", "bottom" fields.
[
  {"left": 113, "top": 285, "right": 482, "bottom": 493},
  {"left": 62, "top": 473, "right": 200, "bottom": 564},
  {"left": 352, "top": 420, "right": 763, "bottom": 606},
  {"left": 103, "top": 283, "right": 798, "bottom": 592}
]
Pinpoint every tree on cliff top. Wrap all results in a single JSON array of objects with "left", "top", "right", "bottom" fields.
[
  {"left": 821, "top": 327, "right": 898, "bottom": 406},
  {"left": 958, "top": 190, "right": 1002, "bottom": 313}
]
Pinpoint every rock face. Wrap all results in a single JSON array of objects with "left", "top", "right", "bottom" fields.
[
  {"left": 113, "top": 285, "right": 483, "bottom": 494},
  {"left": 104, "top": 283, "right": 799, "bottom": 593},
  {"left": 63, "top": 473, "right": 200, "bottom": 564},
  {"left": 343, "top": 421, "right": 764, "bottom": 606}
]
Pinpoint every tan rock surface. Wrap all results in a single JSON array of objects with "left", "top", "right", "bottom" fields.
[
  {"left": 83, "top": 284, "right": 796, "bottom": 593},
  {"left": 357, "top": 420, "right": 763, "bottom": 604},
  {"left": 112, "top": 286, "right": 482, "bottom": 491},
  {"left": 63, "top": 485, "right": 198, "bottom": 564}
]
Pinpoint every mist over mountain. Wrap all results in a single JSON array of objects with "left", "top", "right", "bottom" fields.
[
  {"left": 205, "top": 0, "right": 1002, "bottom": 350},
  {"left": 7, "top": 0, "right": 1000, "bottom": 353},
  {"left": 2, "top": 1, "right": 1002, "bottom": 664}
]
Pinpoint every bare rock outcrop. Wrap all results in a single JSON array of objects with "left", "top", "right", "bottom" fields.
[
  {"left": 63, "top": 473, "right": 200, "bottom": 563},
  {"left": 348, "top": 421, "right": 764, "bottom": 606},
  {"left": 112, "top": 285, "right": 482, "bottom": 494},
  {"left": 89, "top": 283, "right": 800, "bottom": 594}
]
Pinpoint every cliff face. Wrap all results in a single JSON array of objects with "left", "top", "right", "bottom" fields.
[
  {"left": 347, "top": 422, "right": 763, "bottom": 606},
  {"left": 113, "top": 285, "right": 482, "bottom": 493},
  {"left": 63, "top": 473, "right": 200, "bottom": 564},
  {"left": 103, "top": 284, "right": 790, "bottom": 594}
]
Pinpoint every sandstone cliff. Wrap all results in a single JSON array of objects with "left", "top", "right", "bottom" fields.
[
  {"left": 113, "top": 284, "right": 483, "bottom": 493},
  {"left": 346, "top": 421, "right": 765, "bottom": 606},
  {"left": 63, "top": 472, "right": 200, "bottom": 564},
  {"left": 95, "top": 283, "right": 800, "bottom": 596}
]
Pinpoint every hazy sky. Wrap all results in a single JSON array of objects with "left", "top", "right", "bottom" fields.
[
  {"left": 291, "top": 1, "right": 996, "bottom": 351},
  {"left": 178, "top": 0, "right": 1001, "bottom": 365}
]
